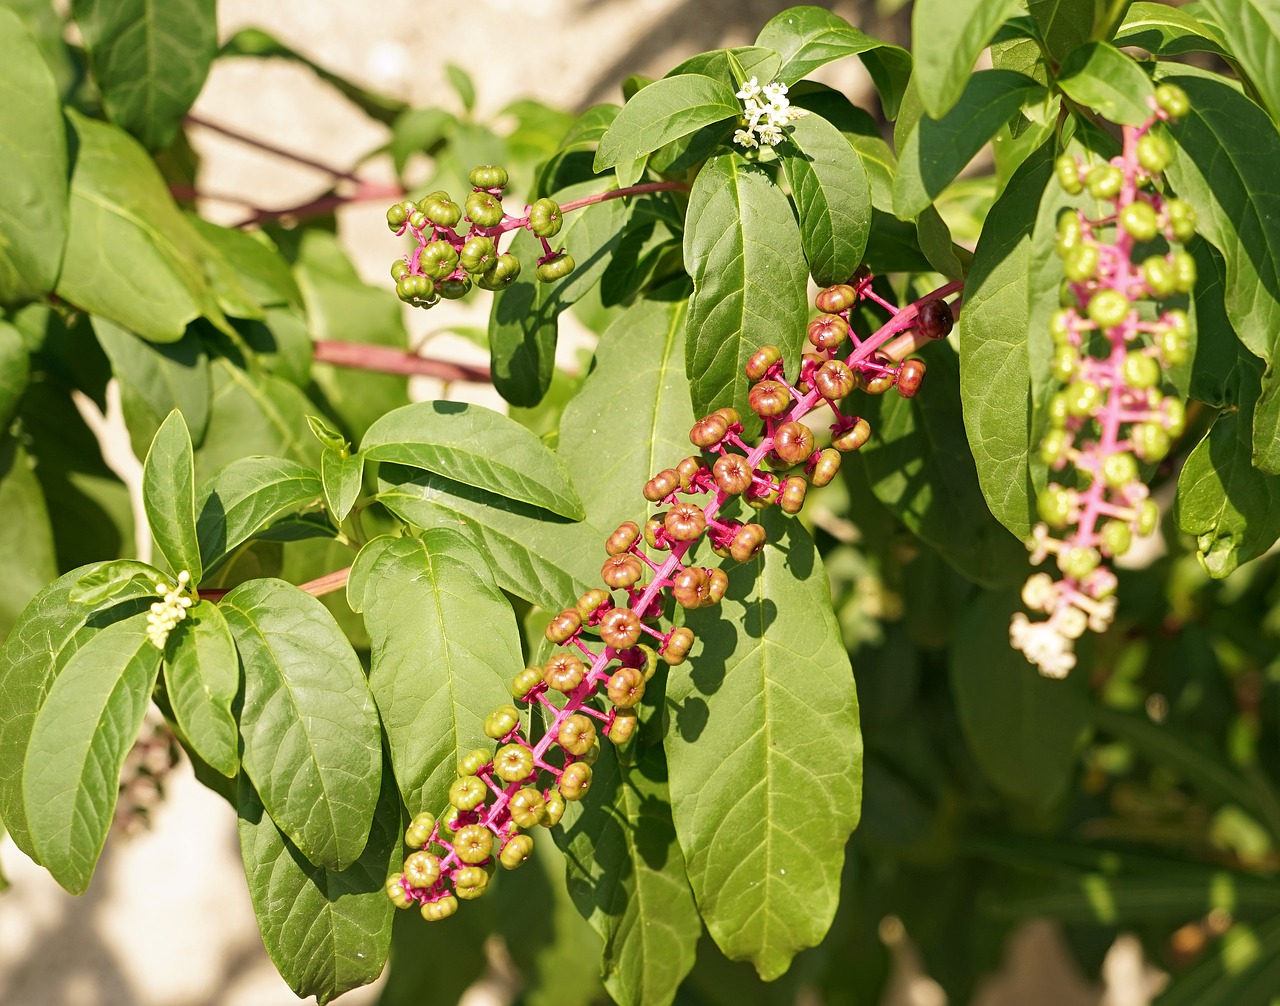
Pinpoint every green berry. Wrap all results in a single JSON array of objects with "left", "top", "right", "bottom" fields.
[
  {"left": 386, "top": 873, "right": 412, "bottom": 908},
  {"left": 500, "top": 834, "right": 534, "bottom": 870},
  {"left": 1142, "top": 255, "right": 1176, "bottom": 299},
  {"left": 1060, "top": 545, "right": 1101, "bottom": 581},
  {"left": 1136, "top": 499, "right": 1159, "bottom": 536},
  {"left": 484, "top": 704, "right": 521, "bottom": 739},
  {"left": 557, "top": 713, "right": 597, "bottom": 757},
  {"left": 403, "top": 850, "right": 441, "bottom": 888},
  {"left": 1101, "top": 519, "right": 1132, "bottom": 557},
  {"left": 528, "top": 197, "right": 563, "bottom": 238},
  {"left": 1055, "top": 154, "right": 1083, "bottom": 194},
  {"left": 493, "top": 743, "right": 534, "bottom": 783},
  {"left": 1137, "top": 133, "right": 1172, "bottom": 174},
  {"left": 1040, "top": 428, "right": 1070, "bottom": 467},
  {"left": 454, "top": 824, "right": 494, "bottom": 864},
  {"left": 386, "top": 201, "right": 410, "bottom": 229},
  {"left": 1132, "top": 421, "right": 1171, "bottom": 462},
  {"left": 407, "top": 209, "right": 428, "bottom": 231},
  {"left": 420, "top": 240, "right": 460, "bottom": 280},
  {"left": 1056, "top": 212, "right": 1084, "bottom": 253},
  {"left": 542, "top": 791, "right": 566, "bottom": 827},
  {"left": 1162, "top": 397, "right": 1186, "bottom": 436},
  {"left": 459, "top": 235, "right": 497, "bottom": 275},
  {"left": 511, "top": 665, "right": 544, "bottom": 699},
  {"left": 1050, "top": 308, "right": 1074, "bottom": 344},
  {"left": 390, "top": 259, "right": 410, "bottom": 281},
  {"left": 609, "top": 708, "right": 639, "bottom": 743},
  {"left": 1155, "top": 83, "right": 1190, "bottom": 118},
  {"left": 545, "top": 608, "right": 583, "bottom": 643},
  {"left": 1166, "top": 199, "right": 1196, "bottom": 242},
  {"left": 1086, "top": 164, "right": 1123, "bottom": 200},
  {"left": 509, "top": 788, "right": 547, "bottom": 828},
  {"left": 1065, "top": 381, "right": 1102, "bottom": 418},
  {"left": 1157, "top": 324, "right": 1189, "bottom": 367},
  {"left": 423, "top": 196, "right": 462, "bottom": 229},
  {"left": 422, "top": 895, "right": 458, "bottom": 921},
  {"left": 607, "top": 666, "right": 646, "bottom": 708},
  {"left": 405, "top": 811, "right": 436, "bottom": 848},
  {"left": 1037, "top": 486, "right": 1075, "bottom": 528},
  {"left": 810, "top": 448, "right": 841, "bottom": 487},
  {"left": 1102, "top": 451, "right": 1139, "bottom": 488},
  {"left": 437, "top": 276, "right": 472, "bottom": 299},
  {"left": 466, "top": 189, "right": 505, "bottom": 228},
  {"left": 1122, "top": 351, "right": 1161, "bottom": 390},
  {"left": 479, "top": 252, "right": 521, "bottom": 290},
  {"left": 559, "top": 762, "right": 593, "bottom": 801},
  {"left": 449, "top": 776, "right": 488, "bottom": 812},
  {"left": 457, "top": 748, "right": 490, "bottom": 776},
  {"left": 1049, "top": 392, "right": 1071, "bottom": 428},
  {"left": 1120, "top": 201, "right": 1160, "bottom": 242},
  {"left": 1051, "top": 346, "right": 1078, "bottom": 383},
  {"left": 454, "top": 865, "right": 489, "bottom": 900},
  {"left": 1063, "top": 244, "right": 1100, "bottom": 283},
  {"left": 469, "top": 164, "right": 509, "bottom": 189},
  {"left": 536, "top": 253, "right": 576, "bottom": 282},
  {"left": 1171, "top": 251, "right": 1197, "bottom": 293},
  {"left": 1087, "top": 289, "right": 1131, "bottom": 329},
  {"left": 543, "top": 652, "right": 586, "bottom": 692}
]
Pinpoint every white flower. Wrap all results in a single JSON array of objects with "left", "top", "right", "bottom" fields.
[
  {"left": 1010, "top": 612, "right": 1077, "bottom": 679},
  {"left": 733, "top": 78, "right": 805, "bottom": 149},
  {"left": 147, "top": 569, "right": 193, "bottom": 650},
  {"left": 733, "top": 128, "right": 759, "bottom": 148},
  {"left": 763, "top": 81, "right": 789, "bottom": 102},
  {"left": 735, "top": 76, "right": 762, "bottom": 101}
]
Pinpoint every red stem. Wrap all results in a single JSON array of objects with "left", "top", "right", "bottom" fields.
[
  {"left": 186, "top": 114, "right": 365, "bottom": 183},
  {"left": 312, "top": 340, "right": 491, "bottom": 383},
  {"left": 557, "top": 180, "right": 689, "bottom": 214},
  {"left": 202, "top": 566, "right": 350, "bottom": 602}
]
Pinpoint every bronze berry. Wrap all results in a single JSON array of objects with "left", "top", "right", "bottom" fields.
[
  {"left": 599, "top": 607, "right": 642, "bottom": 649},
  {"left": 772, "top": 421, "right": 815, "bottom": 466},
  {"left": 807, "top": 314, "right": 847, "bottom": 350},
  {"left": 749, "top": 380, "right": 792, "bottom": 417},
  {"left": 745, "top": 345, "right": 782, "bottom": 380},
  {"left": 713, "top": 454, "right": 755, "bottom": 494},
  {"left": 896, "top": 358, "right": 926, "bottom": 398},
  {"left": 917, "top": 298, "right": 954, "bottom": 339},
  {"left": 664, "top": 503, "right": 707, "bottom": 541},
  {"left": 815, "top": 283, "right": 856, "bottom": 313}
]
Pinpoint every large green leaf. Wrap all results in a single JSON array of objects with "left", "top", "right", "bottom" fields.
[
  {"left": 950, "top": 590, "right": 1090, "bottom": 808},
  {"left": 1056, "top": 40, "right": 1156, "bottom": 125},
  {"left": 0, "top": 320, "right": 28, "bottom": 429},
  {"left": 187, "top": 215, "right": 302, "bottom": 314},
  {"left": 237, "top": 766, "right": 398, "bottom": 1005},
  {"left": 361, "top": 401, "right": 584, "bottom": 519},
  {"left": 858, "top": 342, "right": 1028, "bottom": 587},
  {"left": 593, "top": 74, "right": 739, "bottom": 171},
  {"left": 0, "top": 438, "right": 55, "bottom": 639},
  {"left": 1177, "top": 358, "right": 1280, "bottom": 577},
  {"left": 1160, "top": 67, "right": 1280, "bottom": 472},
  {"left": 0, "top": 562, "right": 155, "bottom": 855},
  {"left": 221, "top": 578, "right": 381, "bottom": 870},
  {"left": 1200, "top": 0, "right": 1280, "bottom": 125},
  {"left": 91, "top": 316, "right": 210, "bottom": 458},
  {"left": 780, "top": 112, "right": 871, "bottom": 287},
  {"left": 351, "top": 531, "right": 515, "bottom": 815},
  {"left": 142, "top": 409, "right": 201, "bottom": 581},
  {"left": 376, "top": 469, "right": 595, "bottom": 611},
  {"left": 72, "top": 0, "right": 216, "bottom": 150},
  {"left": 0, "top": 7, "right": 66, "bottom": 303},
  {"left": 755, "top": 6, "right": 912, "bottom": 118},
  {"left": 960, "top": 144, "right": 1054, "bottom": 537},
  {"left": 164, "top": 599, "right": 238, "bottom": 777},
  {"left": 1114, "top": 2, "right": 1229, "bottom": 57},
  {"left": 23, "top": 613, "right": 160, "bottom": 893},
  {"left": 558, "top": 743, "right": 701, "bottom": 1006},
  {"left": 1027, "top": 0, "right": 1097, "bottom": 59},
  {"left": 666, "top": 516, "right": 861, "bottom": 980},
  {"left": 557, "top": 292, "right": 694, "bottom": 534},
  {"left": 911, "top": 0, "right": 1018, "bottom": 119},
  {"left": 684, "top": 153, "right": 808, "bottom": 434},
  {"left": 196, "top": 455, "right": 322, "bottom": 569},
  {"left": 195, "top": 358, "right": 314, "bottom": 481},
  {"left": 893, "top": 69, "right": 1044, "bottom": 220}
]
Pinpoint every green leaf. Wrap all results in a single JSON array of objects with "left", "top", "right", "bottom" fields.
[
  {"left": 375, "top": 468, "right": 595, "bottom": 611},
  {"left": 221, "top": 578, "right": 381, "bottom": 870},
  {"left": 1161, "top": 69, "right": 1280, "bottom": 392},
  {"left": 666, "top": 516, "right": 861, "bottom": 980},
  {"left": 196, "top": 358, "right": 314, "bottom": 481},
  {"left": 593, "top": 74, "right": 740, "bottom": 171},
  {"left": 780, "top": 112, "right": 871, "bottom": 287},
  {"left": 960, "top": 143, "right": 1055, "bottom": 538},
  {"left": 71, "top": 0, "right": 216, "bottom": 150},
  {"left": 188, "top": 215, "right": 303, "bottom": 314},
  {"left": 444, "top": 62, "right": 475, "bottom": 114},
  {"left": 684, "top": 153, "right": 808, "bottom": 433},
  {"left": 1056, "top": 40, "right": 1156, "bottom": 125},
  {"left": 387, "top": 106, "right": 454, "bottom": 179},
  {"left": 1177, "top": 360, "right": 1280, "bottom": 577},
  {"left": 558, "top": 743, "right": 701, "bottom": 1006},
  {"left": 1027, "top": 0, "right": 1097, "bottom": 59},
  {"left": 666, "top": 46, "right": 782, "bottom": 87},
  {"left": 1200, "top": 0, "right": 1280, "bottom": 125},
  {"left": 0, "top": 7, "right": 66, "bottom": 303},
  {"left": 858, "top": 343, "right": 1028, "bottom": 586},
  {"left": 92, "top": 316, "right": 210, "bottom": 458},
  {"left": 142, "top": 410, "right": 201, "bottom": 581},
  {"left": 237, "top": 766, "right": 398, "bottom": 1005},
  {"left": 353, "top": 532, "right": 516, "bottom": 814},
  {"left": 755, "top": 6, "right": 913, "bottom": 118},
  {"left": 557, "top": 292, "right": 694, "bottom": 536},
  {"left": 912, "top": 0, "right": 1018, "bottom": 119},
  {"left": 893, "top": 69, "right": 1045, "bottom": 220},
  {"left": 488, "top": 181, "right": 628, "bottom": 408},
  {"left": 0, "top": 564, "right": 156, "bottom": 856},
  {"left": 321, "top": 449, "right": 362, "bottom": 525},
  {"left": 950, "top": 590, "right": 1090, "bottom": 808},
  {"left": 0, "top": 438, "right": 55, "bottom": 639},
  {"left": 1114, "top": 2, "right": 1229, "bottom": 57},
  {"left": 361, "top": 401, "right": 584, "bottom": 520},
  {"left": 164, "top": 599, "right": 238, "bottom": 777},
  {"left": 0, "top": 320, "right": 28, "bottom": 428},
  {"left": 196, "top": 455, "right": 323, "bottom": 569},
  {"left": 1156, "top": 912, "right": 1280, "bottom": 1006},
  {"left": 56, "top": 111, "right": 222, "bottom": 341},
  {"left": 23, "top": 613, "right": 160, "bottom": 892}
]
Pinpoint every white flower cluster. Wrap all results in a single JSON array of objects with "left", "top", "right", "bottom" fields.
[
  {"left": 1010, "top": 571, "right": 1117, "bottom": 678},
  {"left": 147, "top": 570, "right": 193, "bottom": 650},
  {"left": 733, "top": 77, "right": 807, "bottom": 149}
]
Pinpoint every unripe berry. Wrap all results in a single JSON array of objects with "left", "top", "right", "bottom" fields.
[
  {"left": 454, "top": 865, "right": 489, "bottom": 900},
  {"left": 576, "top": 588, "right": 610, "bottom": 620},
  {"left": 810, "top": 448, "right": 841, "bottom": 487},
  {"left": 407, "top": 209, "right": 428, "bottom": 231},
  {"left": 484, "top": 705, "right": 521, "bottom": 739},
  {"left": 509, "top": 788, "right": 547, "bottom": 828},
  {"left": 779, "top": 476, "right": 807, "bottom": 515},
  {"left": 772, "top": 421, "right": 815, "bottom": 466},
  {"left": 511, "top": 666, "right": 544, "bottom": 699},
  {"left": 1137, "top": 133, "right": 1172, "bottom": 174},
  {"left": 1122, "top": 351, "right": 1161, "bottom": 390},
  {"left": 745, "top": 345, "right": 781, "bottom": 380},
  {"left": 528, "top": 197, "right": 563, "bottom": 237},
  {"left": 730, "top": 523, "right": 767, "bottom": 562},
  {"left": 544, "top": 652, "right": 586, "bottom": 692},
  {"left": 815, "top": 283, "right": 856, "bottom": 312},
  {"left": 895, "top": 358, "right": 925, "bottom": 398},
  {"left": 1050, "top": 308, "right": 1074, "bottom": 343},
  {"left": 405, "top": 811, "right": 436, "bottom": 848},
  {"left": 665, "top": 503, "right": 706, "bottom": 542},
  {"left": 500, "top": 834, "right": 534, "bottom": 870},
  {"left": 608, "top": 708, "right": 639, "bottom": 743},
  {"left": 815, "top": 360, "right": 855, "bottom": 401},
  {"left": 546, "top": 608, "right": 583, "bottom": 643},
  {"left": 1055, "top": 154, "right": 1083, "bottom": 194},
  {"left": 713, "top": 454, "right": 755, "bottom": 494},
  {"left": 1086, "top": 164, "right": 1123, "bottom": 200},
  {"left": 1056, "top": 212, "right": 1084, "bottom": 252},
  {"left": 1063, "top": 243, "right": 1100, "bottom": 283},
  {"left": 437, "top": 276, "right": 472, "bottom": 299},
  {"left": 713, "top": 407, "right": 741, "bottom": 427},
  {"left": 1142, "top": 255, "right": 1176, "bottom": 298},
  {"left": 480, "top": 253, "right": 521, "bottom": 290},
  {"left": 1040, "top": 428, "right": 1070, "bottom": 467},
  {"left": 644, "top": 516, "right": 667, "bottom": 550},
  {"left": 1157, "top": 322, "right": 1189, "bottom": 366},
  {"left": 542, "top": 791, "right": 566, "bottom": 827},
  {"left": 390, "top": 259, "right": 410, "bottom": 281},
  {"left": 1166, "top": 200, "right": 1196, "bottom": 242},
  {"left": 689, "top": 413, "right": 730, "bottom": 448},
  {"left": 604, "top": 522, "right": 639, "bottom": 556},
  {"left": 449, "top": 776, "right": 488, "bottom": 811},
  {"left": 536, "top": 253, "right": 575, "bottom": 282},
  {"left": 386, "top": 873, "right": 412, "bottom": 908},
  {"left": 601, "top": 553, "right": 644, "bottom": 589},
  {"left": 1051, "top": 346, "right": 1078, "bottom": 383},
  {"left": 1066, "top": 380, "right": 1102, "bottom": 418},
  {"left": 1037, "top": 486, "right": 1075, "bottom": 528},
  {"left": 745, "top": 481, "right": 780, "bottom": 509},
  {"left": 423, "top": 196, "right": 462, "bottom": 229},
  {"left": 1171, "top": 251, "right": 1197, "bottom": 293},
  {"left": 1155, "top": 83, "right": 1190, "bottom": 118},
  {"left": 807, "top": 314, "right": 846, "bottom": 350},
  {"left": 749, "top": 380, "right": 792, "bottom": 417},
  {"left": 558, "top": 713, "right": 597, "bottom": 756},
  {"left": 422, "top": 895, "right": 459, "bottom": 921},
  {"left": 599, "top": 607, "right": 642, "bottom": 649},
  {"left": 469, "top": 164, "right": 509, "bottom": 189},
  {"left": 1060, "top": 545, "right": 1101, "bottom": 580},
  {"left": 672, "top": 566, "right": 710, "bottom": 608},
  {"left": 404, "top": 850, "right": 441, "bottom": 889},
  {"left": 454, "top": 824, "right": 494, "bottom": 864},
  {"left": 460, "top": 235, "right": 497, "bottom": 274},
  {"left": 466, "top": 190, "right": 505, "bottom": 228},
  {"left": 1162, "top": 396, "right": 1187, "bottom": 436},
  {"left": 559, "top": 762, "right": 593, "bottom": 801},
  {"left": 643, "top": 468, "right": 681, "bottom": 502},
  {"left": 1101, "top": 519, "right": 1132, "bottom": 557},
  {"left": 493, "top": 743, "right": 535, "bottom": 783},
  {"left": 832, "top": 418, "right": 871, "bottom": 452},
  {"left": 1087, "top": 290, "right": 1130, "bottom": 329},
  {"left": 1119, "top": 202, "right": 1159, "bottom": 243},
  {"left": 1136, "top": 498, "right": 1159, "bottom": 536},
  {"left": 420, "top": 240, "right": 460, "bottom": 280},
  {"left": 705, "top": 567, "right": 728, "bottom": 605},
  {"left": 662, "top": 627, "right": 694, "bottom": 664},
  {"left": 1103, "top": 452, "right": 1139, "bottom": 488},
  {"left": 387, "top": 202, "right": 410, "bottom": 229},
  {"left": 458, "top": 748, "right": 490, "bottom": 776}
]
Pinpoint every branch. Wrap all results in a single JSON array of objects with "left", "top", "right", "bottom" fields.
[
  {"left": 313, "top": 340, "right": 492, "bottom": 383},
  {"left": 201, "top": 566, "right": 351, "bottom": 602}
]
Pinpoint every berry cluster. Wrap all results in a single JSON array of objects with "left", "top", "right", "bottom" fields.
[
  {"left": 384, "top": 275, "right": 962, "bottom": 920},
  {"left": 386, "top": 165, "right": 573, "bottom": 308},
  {"left": 1011, "top": 84, "right": 1194, "bottom": 678}
]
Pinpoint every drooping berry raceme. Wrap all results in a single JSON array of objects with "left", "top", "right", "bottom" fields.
[
  {"left": 384, "top": 274, "right": 963, "bottom": 921},
  {"left": 385, "top": 164, "right": 575, "bottom": 309},
  {"left": 1011, "top": 86, "right": 1193, "bottom": 678}
]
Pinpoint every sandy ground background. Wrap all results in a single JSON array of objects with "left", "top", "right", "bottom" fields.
[{"left": 0, "top": 2, "right": 1161, "bottom": 1004}]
